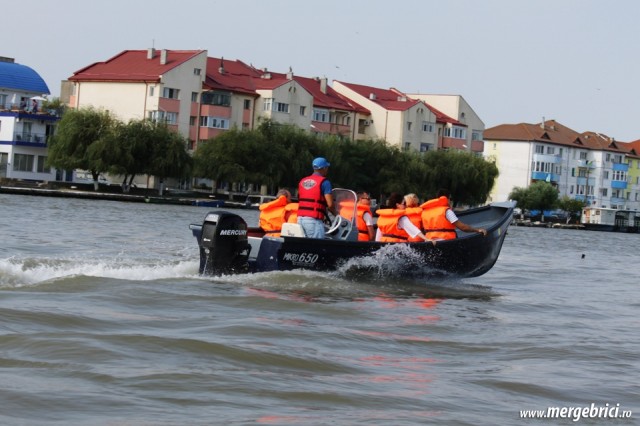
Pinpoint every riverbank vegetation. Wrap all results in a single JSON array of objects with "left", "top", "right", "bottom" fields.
[{"left": 48, "top": 108, "right": 498, "bottom": 205}]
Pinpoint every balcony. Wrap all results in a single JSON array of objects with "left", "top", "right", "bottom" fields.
[
  {"left": 611, "top": 180, "right": 628, "bottom": 190},
  {"left": 612, "top": 162, "right": 629, "bottom": 172},
  {"left": 11, "top": 132, "right": 49, "bottom": 147},
  {"left": 610, "top": 197, "right": 626, "bottom": 205},
  {"left": 531, "top": 171, "right": 559, "bottom": 182},
  {"left": 576, "top": 177, "right": 595, "bottom": 186},
  {"left": 574, "top": 194, "right": 595, "bottom": 203},
  {"left": 533, "top": 153, "right": 562, "bottom": 164},
  {"left": 577, "top": 159, "right": 595, "bottom": 168}
]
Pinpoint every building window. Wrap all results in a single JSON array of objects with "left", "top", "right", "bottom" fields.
[
  {"left": 189, "top": 116, "right": 196, "bottom": 126},
  {"left": 275, "top": 102, "right": 289, "bottom": 113},
  {"left": 601, "top": 188, "right": 608, "bottom": 197},
  {"left": 579, "top": 151, "right": 587, "bottom": 160},
  {"left": 263, "top": 98, "right": 273, "bottom": 111},
  {"left": 407, "top": 122, "right": 413, "bottom": 131},
  {"left": 36, "top": 156, "right": 50, "bottom": 173},
  {"left": 201, "top": 91, "right": 230, "bottom": 106},
  {"left": 191, "top": 92, "right": 198, "bottom": 102},
  {"left": 0, "top": 94, "right": 6, "bottom": 108},
  {"left": 194, "top": 68, "right": 201, "bottom": 76},
  {"left": 404, "top": 142, "right": 411, "bottom": 151},
  {"left": 313, "top": 109, "right": 329, "bottom": 122},
  {"left": 199, "top": 116, "right": 229, "bottom": 129},
  {"left": 444, "top": 126, "right": 466, "bottom": 139},
  {"left": 613, "top": 170, "right": 626, "bottom": 181},
  {"left": 148, "top": 110, "right": 178, "bottom": 125},
  {"left": 535, "top": 145, "right": 544, "bottom": 154},
  {"left": 422, "top": 121, "right": 435, "bottom": 133},
  {"left": 471, "top": 130, "right": 483, "bottom": 140},
  {"left": 546, "top": 146, "right": 555, "bottom": 154},
  {"left": 13, "top": 153, "right": 34, "bottom": 172},
  {"left": 603, "top": 171, "right": 609, "bottom": 179},
  {"left": 162, "top": 87, "right": 180, "bottom": 99},
  {"left": 149, "top": 87, "right": 155, "bottom": 97},
  {"left": 244, "top": 99, "right": 251, "bottom": 110},
  {"left": 300, "top": 106, "right": 306, "bottom": 116},
  {"left": 420, "top": 143, "right": 432, "bottom": 152}
]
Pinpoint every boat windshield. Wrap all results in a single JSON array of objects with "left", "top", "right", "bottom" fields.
[{"left": 333, "top": 188, "right": 358, "bottom": 225}]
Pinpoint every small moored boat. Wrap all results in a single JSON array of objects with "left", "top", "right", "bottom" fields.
[{"left": 189, "top": 189, "right": 515, "bottom": 279}]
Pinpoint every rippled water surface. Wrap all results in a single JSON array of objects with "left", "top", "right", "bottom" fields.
[{"left": 1, "top": 193, "right": 638, "bottom": 425}]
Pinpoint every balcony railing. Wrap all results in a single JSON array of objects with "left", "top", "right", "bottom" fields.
[
  {"left": 611, "top": 180, "right": 628, "bottom": 190},
  {"left": 13, "top": 132, "right": 49, "bottom": 145}
]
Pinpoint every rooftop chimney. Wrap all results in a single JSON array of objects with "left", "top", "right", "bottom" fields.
[
  {"left": 160, "top": 49, "right": 167, "bottom": 65},
  {"left": 320, "top": 77, "right": 327, "bottom": 94},
  {"left": 369, "top": 93, "right": 376, "bottom": 100},
  {"left": 219, "top": 57, "right": 225, "bottom": 74},
  {"left": 540, "top": 117, "right": 545, "bottom": 129},
  {"left": 286, "top": 66, "right": 293, "bottom": 80}
]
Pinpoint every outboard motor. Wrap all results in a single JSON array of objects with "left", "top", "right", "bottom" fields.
[{"left": 198, "top": 211, "right": 251, "bottom": 275}]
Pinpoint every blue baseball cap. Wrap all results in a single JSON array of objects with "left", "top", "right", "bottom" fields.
[{"left": 312, "top": 157, "right": 330, "bottom": 169}]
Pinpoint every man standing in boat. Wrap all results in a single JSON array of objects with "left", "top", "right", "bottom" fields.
[{"left": 297, "top": 157, "right": 336, "bottom": 239}]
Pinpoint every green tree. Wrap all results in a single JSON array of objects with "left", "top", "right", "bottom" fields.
[
  {"left": 421, "top": 150, "right": 498, "bottom": 206},
  {"left": 509, "top": 181, "right": 559, "bottom": 221},
  {"left": 145, "top": 123, "right": 192, "bottom": 195},
  {"left": 558, "top": 195, "right": 586, "bottom": 223},
  {"left": 47, "top": 107, "right": 116, "bottom": 191}
]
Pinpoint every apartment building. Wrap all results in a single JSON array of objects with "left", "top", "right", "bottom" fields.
[
  {"left": 484, "top": 119, "right": 640, "bottom": 210},
  {"left": 0, "top": 57, "right": 58, "bottom": 182},
  {"left": 67, "top": 48, "right": 208, "bottom": 148},
  {"left": 406, "top": 94, "right": 484, "bottom": 154}
]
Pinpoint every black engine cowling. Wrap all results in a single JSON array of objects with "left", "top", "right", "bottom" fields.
[{"left": 198, "top": 211, "right": 251, "bottom": 275}]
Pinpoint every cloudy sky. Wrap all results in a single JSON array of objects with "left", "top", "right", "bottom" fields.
[{"left": 5, "top": 0, "right": 639, "bottom": 141}]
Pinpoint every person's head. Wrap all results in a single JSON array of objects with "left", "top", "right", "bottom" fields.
[
  {"left": 276, "top": 189, "right": 291, "bottom": 202},
  {"left": 312, "top": 157, "right": 330, "bottom": 175},
  {"left": 403, "top": 193, "right": 419, "bottom": 208},
  {"left": 357, "top": 192, "right": 371, "bottom": 205},
  {"left": 385, "top": 192, "right": 403, "bottom": 208},
  {"left": 437, "top": 188, "right": 450, "bottom": 198}
]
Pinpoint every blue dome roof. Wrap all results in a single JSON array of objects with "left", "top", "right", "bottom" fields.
[{"left": 0, "top": 61, "right": 50, "bottom": 94}]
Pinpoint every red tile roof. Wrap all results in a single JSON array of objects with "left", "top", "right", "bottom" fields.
[
  {"left": 69, "top": 49, "right": 205, "bottom": 82},
  {"left": 204, "top": 58, "right": 261, "bottom": 95},
  {"left": 335, "top": 81, "right": 462, "bottom": 125},
  {"left": 484, "top": 119, "right": 584, "bottom": 147}
]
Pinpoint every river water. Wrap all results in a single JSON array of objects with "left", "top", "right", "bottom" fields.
[{"left": 1, "top": 193, "right": 637, "bottom": 425}]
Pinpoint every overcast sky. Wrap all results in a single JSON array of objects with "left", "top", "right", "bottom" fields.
[{"left": 5, "top": 0, "right": 639, "bottom": 141}]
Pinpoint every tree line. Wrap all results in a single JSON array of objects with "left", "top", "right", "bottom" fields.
[
  {"left": 509, "top": 181, "right": 586, "bottom": 222},
  {"left": 48, "top": 108, "right": 499, "bottom": 205}
]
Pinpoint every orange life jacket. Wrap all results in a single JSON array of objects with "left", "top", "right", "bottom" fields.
[
  {"left": 403, "top": 207, "right": 424, "bottom": 242},
  {"left": 298, "top": 174, "right": 327, "bottom": 220},
  {"left": 421, "top": 196, "right": 457, "bottom": 240},
  {"left": 376, "top": 209, "right": 409, "bottom": 242},
  {"left": 357, "top": 205, "right": 374, "bottom": 241},
  {"left": 285, "top": 203, "right": 298, "bottom": 223},
  {"left": 259, "top": 195, "right": 288, "bottom": 237}
]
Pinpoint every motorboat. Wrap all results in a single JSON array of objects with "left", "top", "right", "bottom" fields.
[{"left": 189, "top": 189, "right": 515, "bottom": 279}]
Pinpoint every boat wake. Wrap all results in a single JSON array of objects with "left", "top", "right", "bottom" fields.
[{"left": 0, "top": 256, "right": 201, "bottom": 288}]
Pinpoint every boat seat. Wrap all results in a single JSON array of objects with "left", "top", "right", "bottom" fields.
[{"left": 281, "top": 223, "right": 305, "bottom": 237}]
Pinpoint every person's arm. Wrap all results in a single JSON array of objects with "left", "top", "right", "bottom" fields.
[
  {"left": 398, "top": 216, "right": 435, "bottom": 245},
  {"left": 447, "top": 210, "right": 486, "bottom": 236},
  {"left": 324, "top": 193, "right": 336, "bottom": 216},
  {"left": 363, "top": 211, "right": 375, "bottom": 241}
]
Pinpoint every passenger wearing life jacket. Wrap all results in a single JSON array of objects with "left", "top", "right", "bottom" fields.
[
  {"left": 421, "top": 188, "right": 487, "bottom": 240},
  {"left": 350, "top": 192, "right": 375, "bottom": 241},
  {"left": 285, "top": 202, "right": 298, "bottom": 223},
  {"left": 375, "top": 193, "right": 431, "bottom": 243},
  {"left": 297, "top": 157, "right": 336, "bottom": 239},
  {"left": 259, "top": 189, "right": 293, "bottom": 237}
]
